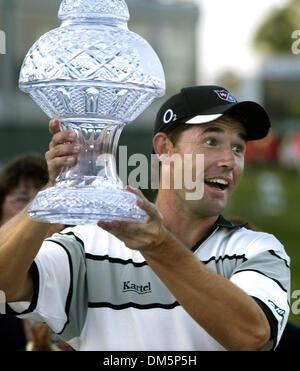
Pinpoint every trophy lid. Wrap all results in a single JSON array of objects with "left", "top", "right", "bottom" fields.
[{"left": 58, "top": 0, "right": 130, "bottom": 23}]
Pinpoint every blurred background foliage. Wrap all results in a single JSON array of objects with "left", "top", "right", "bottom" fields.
[
  {"left": 225, "top": 165, "right": 300, "bottom": 326},
  {"left": 254, "top": 0, "right": 300, "bottom": 54}
]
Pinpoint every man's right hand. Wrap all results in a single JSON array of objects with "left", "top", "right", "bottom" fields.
[{"left": 45, "top": 118, "right": 82, "bottom": 186}]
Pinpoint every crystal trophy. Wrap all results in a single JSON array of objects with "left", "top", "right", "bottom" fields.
[{"left": 19, "top": 0, "right": 165, "bottom": 225}]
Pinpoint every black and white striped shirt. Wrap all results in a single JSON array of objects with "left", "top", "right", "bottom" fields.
[{"left": 9, "top": 216, "right": 290, "bottom": 351}]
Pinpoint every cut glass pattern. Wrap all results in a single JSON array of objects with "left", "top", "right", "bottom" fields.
[{"left": 19, "top": 0, "right": 165, "bottom": 224}]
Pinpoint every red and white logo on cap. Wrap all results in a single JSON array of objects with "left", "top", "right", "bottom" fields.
[{"left": 214, "top": 90, "right": 237, "bottom": 103}]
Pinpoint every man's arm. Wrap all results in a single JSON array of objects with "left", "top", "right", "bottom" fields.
[
  {"left": 98, "top": 189, "right": 271, "bottom": 351},
  {"left": 141, "top": 233, "right": 271, "bottom": 351},
  {"left": 0, "top": 119, "right": 80, "bottom": 303},
  {"left": 0, "top": 205, "right": 50, "bottom": 302}
]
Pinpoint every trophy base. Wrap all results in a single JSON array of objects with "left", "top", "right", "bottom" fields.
[{"left": 28, "top": 186, "right": 148, "bottom": 225}]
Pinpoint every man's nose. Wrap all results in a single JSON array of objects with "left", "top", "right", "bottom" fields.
[{"left": 216, "top": 146, "right": 236, "bottom": 169}]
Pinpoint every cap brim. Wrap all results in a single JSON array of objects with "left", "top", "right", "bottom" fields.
[
  {"left": 183, "top": 101, "right": 270, "bottom": 141},
  {"left": 186, "top": 114, "right": 223, "bottom": 124}
]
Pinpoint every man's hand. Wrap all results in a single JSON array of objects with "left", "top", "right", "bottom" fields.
[
  {"left": 46, "top": 119, "right": 169, "bottom": 253},
  {"left": 97, "top": 187, "right": 169, "bottom": 252},
  {"left": 45, "top": 118, "right": 82, "bottom": 186}
]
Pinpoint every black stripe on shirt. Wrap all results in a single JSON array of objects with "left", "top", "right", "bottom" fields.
[
  {"left": 88, "top": 301, "right": 180, "bottom": 310},
  {"left": 268, "top": 250, "right": 290, "bottom": 268},
  {"left": 60, "top": 232, "right": 149, "bottom": 268},
  {"left": 86, "top": 252, "right": 247, "bottom": 269},
  {"left": 85, "top": 253, "right": 148, "bottom": 267},
  {"left": 59, "top": 231, "right": 85, "bottom": 250},
  {"left": 5, "top": 261, "right": 40, "bottom": 316},
  {"left": 46, "top": 239, "right": 73, "bottom": 335},
  {"left": 202, "top": 254, "right": 247, "bottom": 265},
  {"left": 233, "top": 269, "right": 287, "bottom": 293},
  {"left": 252, "top": 296, "right": 278, "bottom": 351}
]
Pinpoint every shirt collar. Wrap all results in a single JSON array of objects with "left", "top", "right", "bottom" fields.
[
  {"left": 191, "top": 215, "right": 247, "bottom": 252},
  {"left": 214, "top": 214, "right": 247, "bottom": 229}
]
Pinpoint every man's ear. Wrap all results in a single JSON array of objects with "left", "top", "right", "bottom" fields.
[{"left": 153, "top": 133, "right": 174, "bottom": 157}]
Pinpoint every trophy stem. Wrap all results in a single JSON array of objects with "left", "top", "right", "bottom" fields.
[
  {"left": 28, "top": 117, "right": 147, "bottom": 225},
  {"left": 56, "top": 117, "right": 124, "bottom": 189}
]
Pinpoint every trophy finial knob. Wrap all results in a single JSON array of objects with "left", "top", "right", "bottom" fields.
[{"left": 58, "top": 0, "right": 130, "bottom": 23}]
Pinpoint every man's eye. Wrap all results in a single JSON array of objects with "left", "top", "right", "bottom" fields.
[
  {"left": 232, "top": 144, "right": 244, "bottom": 154},
  {"left": 205, "top": 138, "right": 217, "bottom": 146}
]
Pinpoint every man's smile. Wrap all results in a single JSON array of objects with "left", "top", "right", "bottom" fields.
[{"left": 204, "top": 176, "right": 231, "bottom": 192}]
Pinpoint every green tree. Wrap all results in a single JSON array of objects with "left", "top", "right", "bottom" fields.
[{"left": 253, "top": 0, "right": 300, "bottom": 54}]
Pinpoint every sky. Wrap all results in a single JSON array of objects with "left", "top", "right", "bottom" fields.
[{"left": 196, "top": 0, "right": 290, "bottom": 83}]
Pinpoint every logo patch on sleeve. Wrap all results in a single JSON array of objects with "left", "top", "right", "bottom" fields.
[
  {"left": 214, "top": 90, "right": 237, "bottom": 103},
  {"left": 268, "top": 299, "right": 286, "bottom": 328}
]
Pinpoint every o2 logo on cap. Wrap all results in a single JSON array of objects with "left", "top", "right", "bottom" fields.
[
  {"left": 163, "top": 109, "right": 177, "bottom": 124},
  {"left": 214, "top": 90, "right": 237, "bottom": 103}
]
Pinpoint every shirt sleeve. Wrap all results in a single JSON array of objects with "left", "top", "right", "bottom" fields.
[
  {"left": 229, "top": 234, "right": 290, "bottom": 350},
  {"left": 7, "top": 231, "right": 88, "bottom": 339}
]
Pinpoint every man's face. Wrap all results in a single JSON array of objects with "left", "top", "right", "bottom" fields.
[
  {"left": 1, "top": 178, "right": 40, "bottom": 225},
  {"left": 170, "top": 118, "right": 247, "bottom": 217}
]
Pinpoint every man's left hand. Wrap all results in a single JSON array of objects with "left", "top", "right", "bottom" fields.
[{"left": 97, "top": 187, "right": 168, "bottom": 252}]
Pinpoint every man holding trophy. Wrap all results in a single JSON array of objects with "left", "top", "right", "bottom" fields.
[{"left": 0, "top": 0, "right": 290, "bottom": 351}]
